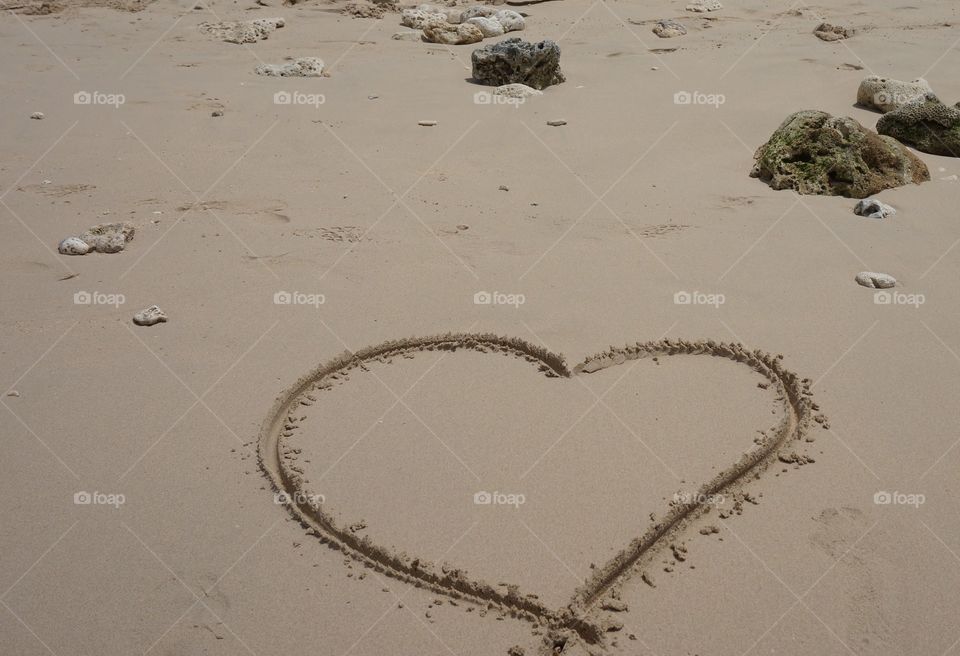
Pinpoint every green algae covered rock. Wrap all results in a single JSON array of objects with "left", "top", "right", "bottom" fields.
[
  {"left": 750, "top": 110, "right": 929, "bottom": 198},
  {"left": 876, "top": 93, "right": 960, "bottom": 158}
]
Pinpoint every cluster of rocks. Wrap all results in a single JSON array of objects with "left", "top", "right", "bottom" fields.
[
  {"left": 58, "top": 222, "right": 135, "bottom": 255},
  {"left": 471, "top": 38, "right": 564, "bottom": 90},
  {"left": 401, "top": 4, "right": 525, "bottom": 45},
  {"left": 853, "top": 76, "right": 960, "bottom": 157},
  {"left": 198, "top": 17, "right": 284, "bottom": 44}
]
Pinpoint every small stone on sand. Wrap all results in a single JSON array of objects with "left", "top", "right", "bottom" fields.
[
  {"left": 653, "top": 19, "right": 687, "bottom": 38},
  {"left": 686, "top": 0, "right": 722, "bottom": 12},
  {"left": 30, "top": 112, "right": 44, "bottom": 120},
  {"left": 58, "top": 236, "right": 91, "bottom": 255},
  {"left": 813, "top": 22, "right": 853, "bottom": 42},
  {"left": 418, "top": 120, "right": 438, "bottom": 126},
  {"left": 133, "top": 305, "right": 168, "bottom": 326},
  {"left": 255, "top": 57, "right": 325, "bottom": 77},
  {"left": 855, "top": 272, "right": 896, "bottom": 289},
  {"left": 546, "top": 120, "right": 566, "bottom": 126},
  {"left": 853, "top": 198, "right": 896, "bottom": 219}
]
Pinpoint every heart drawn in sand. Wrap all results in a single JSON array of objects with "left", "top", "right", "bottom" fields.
[{"left": 258, "top": 334, "right": 818, "bottom": 650}]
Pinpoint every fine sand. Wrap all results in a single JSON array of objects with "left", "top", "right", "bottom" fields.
[{"left": 2, "top": 1, "right": 960, "bottom": 655}]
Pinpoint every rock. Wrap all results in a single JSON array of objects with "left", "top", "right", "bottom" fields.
[
  {"left": 133, "top": 305, "right": 168, "bottom": 326},
  {"left": 79, "top": 221, "right": 135, "bottom": 254},
  {"left": 418, "top": 120, "right": 438, "bottom": 126},
  {"left": 422, "top": 21, "right": 484, "bottom": 45},
  {"left": 750, "top": 110, "right": 930, "bottom": 197},
  {"left": 653, "top": 19, "right": 686, "bottom": 38},
  {"left": 58, "top": 236, "right": 91, "bottom": 255},
  {"left": 493, "top": 9, "right": 524, "bottom": 32},
  {"left": 460, "top": 5, "right": 497, "bottom": 21},
  {"left": 853, "top": 198, "right": 896, "bottom": 219},
  {"left": 400, "top": 7, "right": 446, "bottom": 29},
  {"left": 855, "top": 272, "right": 896, "bottom": 289},
  {"left": 856, "top": 76, "right": 932, "bottom": 113},
  {"left": 6, "top": 390, "right": 19, "bottom": 397},
  {"left": 199, "top": 17, "right": 284, "bottom": 44},
  {"left": 255, "top": 57, "right": 325, "bottom": 77},
  {"left": 471, "top": 38, "right": 564, "bottom": 91},
  {"left": 343, "top": 2, "right": 387, "bottom": 19},
  {"left": 392, "top": 30, "right": 422, "bottom": 41},
  {"left": 211, "top": 110, "right": 223, "bottom": 117},
  {"left": 546, "top": 119, "right": 566, "bottom": 126},
  {"left": 465, "top": 16, "right": 504, "bottom": 38},
  {"left": 876, "top": 93, "right": 960, "bottom": 157},
  {"left": 416, "top": 3, "right": 463, "bottom": 23},
  {"left": 813, "top": 22, "right": 852, "bottom": 41},
  {"left": 30, "top": 112, "right": 44, "bottom": 120},
  {"left": 686, "top": 0, "right": 722, "bottom": 12},
  {"left": 493, "top": 83, "right": 542, "bottom": 99}
]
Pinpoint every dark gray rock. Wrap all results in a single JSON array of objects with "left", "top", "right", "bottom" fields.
[
  {"left": 876, "top": 93, "right": 960, "bottom": 157},
  {"left": 471, "top": 38, "right": 564, "bottom": 91}
]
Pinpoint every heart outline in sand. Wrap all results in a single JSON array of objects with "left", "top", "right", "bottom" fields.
[{"left": 258, "top": 334, "right": 817, "bottom": 649}]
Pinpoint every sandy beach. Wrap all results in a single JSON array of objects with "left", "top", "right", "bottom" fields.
[{"left": 2, "top": 0, "right": 960, "bottom": 654}]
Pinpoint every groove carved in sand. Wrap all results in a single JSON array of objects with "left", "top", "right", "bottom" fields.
[{"left": 258, "top": 334, "right": 816, "bottom": 649}]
